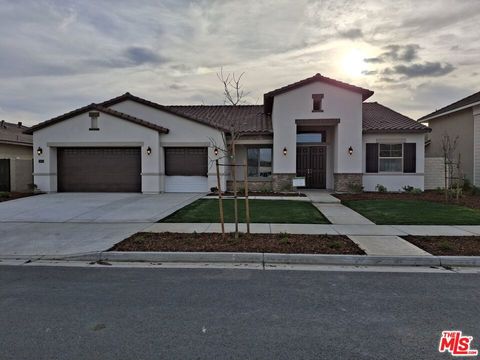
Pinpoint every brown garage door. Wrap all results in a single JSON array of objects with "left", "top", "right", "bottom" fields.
[
  {"left": 165, "top": 147, "right": 208, "bottom": 176},
  {"left": 57, "top": 147, "right": 141, "bottom": 192}
]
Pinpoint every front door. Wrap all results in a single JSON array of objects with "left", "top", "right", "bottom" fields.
[{"left": 296, "top": 146, "right": 326, "bottom": 188}]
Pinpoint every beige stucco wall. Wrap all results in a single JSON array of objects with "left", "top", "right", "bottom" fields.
[
  {"left": 110, "top": 100, "right": 227, "bottom": 192},
  {"left": 32, "top": 100, "right": 227, "bottom": 193},
  {"left": 271, "top": 81, "right": 363, "bottom": 176},
  {"left": 425, "top": 108, "right": 474, "bottom": 183},
  {"left": 362, "top": 133, "right": 426, "bottom": 191},
  {"left": 0, "top": 143, "right": 33, "bottom": 191},
  {"left": 0, "top": 143, "right": 32, "bottom": 159}
]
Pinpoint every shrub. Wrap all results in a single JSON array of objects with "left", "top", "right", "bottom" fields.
[
  {"left": 470, "top": 186, "right": 480, "bottom": 196},
  {"left": 279, "top": 232, "right": 290, "bottom": 245},
  {"left": 347, "top": 182, "right": 363, "bottom": 193},
  {"left": 402, "top": 185, "right": 423, "bottom": 194},
  {"left": 375, "top": 184, "right": 387, "bottom": 193},
  {"left": 438, "top": 240, "right": 454, "bottom": 252}
]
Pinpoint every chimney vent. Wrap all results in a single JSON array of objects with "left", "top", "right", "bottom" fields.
[{"left": 17, "top": 121, "right": 22, "bottom": 128}]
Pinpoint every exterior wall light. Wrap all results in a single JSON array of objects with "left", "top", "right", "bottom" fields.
[
  {"left": 348, "top": 146, "right": 353, "bottom": 156},
  {"left": 37, "top": 147, "right": 43, "bottom": 156},
  {"left": 214, "top": 147, "right": 219, "bottom": 156},
  {"left": 283, "top": 147, "right": 288, "bottom": 156},
  {"left": 146, "top": 146, "right": 152, "bottom": 155}
]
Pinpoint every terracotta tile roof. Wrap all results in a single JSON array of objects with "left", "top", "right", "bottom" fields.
[
  {"left": 418, "top": 90, "right": 480, "bottom": 122},
  {"left": 0, "top": 120, "right": 32, "bottom": 146},
  {"left": 166, "top": 105, "right": 272, "bottom": 134},
  {"left": 25, "top": 93, "right": 427, "bottom": 137},
  {"left": 99, "top": 92, "right": 236, "bottom": 132},
  {"left": 263, "top": 73, "right": 374, "bottom": 114},
  {"left": 24, "top": 104, "right": 169, "bottom": 135},
  {"left": 363, "top": 102, "right": 430, "bottom": 134}
]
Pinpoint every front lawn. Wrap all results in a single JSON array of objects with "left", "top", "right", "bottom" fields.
[
  {"left": 110, "top": 232, "right": 364, "bottom": 254},
  {"left": 343, "top": 199, "right": 480, "bottom": 225},
  {"left": 161, "top": 199, "right": 329, "bottom": 224}
]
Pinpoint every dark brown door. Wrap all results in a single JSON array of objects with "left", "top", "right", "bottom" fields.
[
  {"left": 0, "top": 159, "right": 10, "bottom": 192},
  {"left": 57, "top": 147, "right": 141, "bottom": 192},
  {"left": 296, "top": 146, "right": 326, "bottom": 189}
]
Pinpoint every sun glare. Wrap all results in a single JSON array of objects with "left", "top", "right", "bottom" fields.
[{"left": 341, "top": 49, "right": 366, "bottom": 77}]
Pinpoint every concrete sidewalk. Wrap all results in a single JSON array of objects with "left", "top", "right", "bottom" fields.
[
  {"left": 145, "top": 223, "right": 480, "bottom": 236},
  {"left": 144, "top": 223, "right": 480, "bottom": 256},
  {"left": 314, "top": 203, "right": 374, "bottom": 224}
]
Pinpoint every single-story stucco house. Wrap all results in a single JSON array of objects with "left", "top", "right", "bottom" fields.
[
  {"left": 25, "top": 73, "right": 430, "bottom": 194},
  {"left": 0, "top": 120, "right": 33, "bottom": 192},
  {"left": 420, "top": 90, "right": 480, "bottom": 189}
]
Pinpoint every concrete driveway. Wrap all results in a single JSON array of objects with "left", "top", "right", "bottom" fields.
[{"left": 0, "top": 193, "right": 202, "bottom": 257}]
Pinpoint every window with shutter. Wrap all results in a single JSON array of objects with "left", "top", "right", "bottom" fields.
[
  {"left": 366, "top": 143, "right": 379, "bottom": 173},
  {"left": 403, "top": 143, "right": 416, "bottom": 173}
]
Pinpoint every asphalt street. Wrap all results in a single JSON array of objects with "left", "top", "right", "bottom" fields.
[{"left": 1, "top": 265, "right": 479, "bottom": 359}]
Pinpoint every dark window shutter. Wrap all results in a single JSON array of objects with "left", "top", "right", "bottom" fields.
[
  {"left": 403, "top": 143, "right": 416, "bottom": 173},
  {"left": 366, "top": 143, "right": 378, "bottom": 173}
]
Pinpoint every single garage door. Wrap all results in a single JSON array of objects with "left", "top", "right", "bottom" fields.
[
  {"left": 164, "top": 147, "right": 208, "bottom": 192},
  {"left": 57, "top": 147, "right": 141, "bottom": 192}
]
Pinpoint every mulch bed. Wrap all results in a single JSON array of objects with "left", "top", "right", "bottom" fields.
[
  {"left": 207, "top": 192, "right": 306, "bottom": 197},
  {"left": 403, "top": 236, "right": 480, "bottom": 256},
  {"left": 0, "top": 192, "right": 39, "bottom": 203},
  {"left": 110, "top": 232, "right": 365, "bottom": 255},
  {"left": 335, "top": 191, "right": 480, "bottom": 210}
]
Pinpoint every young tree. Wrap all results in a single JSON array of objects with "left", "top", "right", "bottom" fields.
[
  {"left": 208, "top": 68, "right": 249, "bottom": 239},
  {"left": 441, "top": 133, "right": 460, "bottom": 202}
]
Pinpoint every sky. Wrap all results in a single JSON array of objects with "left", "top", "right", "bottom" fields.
[{"left": 1, "top": 0, "right": 479, "bottom": 126}]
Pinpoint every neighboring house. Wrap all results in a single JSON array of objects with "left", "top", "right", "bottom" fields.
[
  {"left": 0, "top": 120, "right": 33, "bottom": 192},
  {"left": 25, "top": 73, "right": 430, "bottom": 194},
  {"left": 419, "top": 90, "right": 480, "bottom": 188}
]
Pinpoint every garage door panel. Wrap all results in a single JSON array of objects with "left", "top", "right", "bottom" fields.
[
  {"left": 58, "top": 147, "right": 141, "bottom": 192},
  {"left": 164, "top": 147, "right": 208, "bottom": 192},
  {"left": 164, "top": 176, "right": 208, "bottom": 193},
  {"left": 165, "top": 147, "right": 207, "bottom": 176}
]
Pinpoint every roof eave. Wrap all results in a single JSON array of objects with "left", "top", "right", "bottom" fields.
[
  {"left": 363, "top": 128, "right": 431, "bottom": 134},
  {"left": 418, "top": 100, "right": 480, "bottom": 122}
]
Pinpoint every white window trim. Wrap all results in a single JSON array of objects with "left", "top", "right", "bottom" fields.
[{"left": 378, "top": 143, "right": 403, "bottom": 173}]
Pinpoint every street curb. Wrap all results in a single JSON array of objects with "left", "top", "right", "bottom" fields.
[
  {"left": 263, "top": 254, "right": 441, "bottom": 266},
  {"left": 3, "top": 252, "right": 480, "bottom": 268},
  {"left": 439, "top": 256, "right": 480, "bottom": 267},
  {"left": 100, "top": 251, "right": 264, "bottom": 264}
]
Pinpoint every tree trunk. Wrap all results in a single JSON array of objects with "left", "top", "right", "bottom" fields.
[
  {"left": 232, "top": 141, "right": 239, "bottom": 239},
  {"left": 244, "top": 159, "right": 250, "bottom": 234},
  {"left": 215, "top": 159, "right": 225, "bottom": 238}
]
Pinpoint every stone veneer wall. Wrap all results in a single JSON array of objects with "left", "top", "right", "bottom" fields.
[
  {"left": 226, "top": 174, "right": 295, "bottom": 192},
  {"left": 272, "top": 173, "right": 295, "bottom": 192},
  {"left": 226, "top": 180, "right": 273, "bottom": 192},
  {"left": 334, "top": 173, "right": 362, "bottom": 192}
]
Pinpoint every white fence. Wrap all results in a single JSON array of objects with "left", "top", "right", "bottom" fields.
[{"left": 424, "top": 157, "right": 446, "bottom": 190}]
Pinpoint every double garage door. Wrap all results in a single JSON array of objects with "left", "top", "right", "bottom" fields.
[
  {"left": 57, "top": 147, "right": 208, "bottom": 193},
  {"left": 58, "top": 147, "right": 141, "bottom": 192}
]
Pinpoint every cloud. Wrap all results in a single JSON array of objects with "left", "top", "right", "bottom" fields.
[
  {"left": 365, "top": 44, "right": 420, "bottom": 63},
  {"left": 338, "top": 28, "right": 363, "bottom": 39},
  {"left": 123, "top": 46, "right": 167, "bottom": 65},
  {"left": 0, "top": 0, "right": 479, "bottom": 125},
  {"left": 384, "top": 62, "right": 455, "bottom": 78}
]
